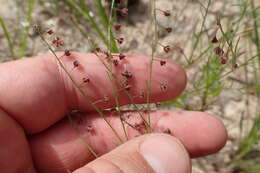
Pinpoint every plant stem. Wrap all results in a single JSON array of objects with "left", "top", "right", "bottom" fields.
[
  {"left": 36, "top": 28, "right": 124, "bottom": 145},
  {"left": 146, "top": 0, "right": 158, "bottom": 133}
]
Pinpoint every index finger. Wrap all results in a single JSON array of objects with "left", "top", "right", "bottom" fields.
[{"left": 0, "top": 52, "right": 186, "bottom": 133}]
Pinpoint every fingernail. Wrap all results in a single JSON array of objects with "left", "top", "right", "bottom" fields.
[{"left": 139, "top": 135, "right": 190, "bottom": 173}]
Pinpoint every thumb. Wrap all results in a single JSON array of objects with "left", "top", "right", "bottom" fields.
[{"left": 74, "top": 134, "right": 191, "bottom": 173}]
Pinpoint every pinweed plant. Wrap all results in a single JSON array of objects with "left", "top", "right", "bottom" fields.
[{"left": 0, "top": 0, "right": 260, "bottom": 172}]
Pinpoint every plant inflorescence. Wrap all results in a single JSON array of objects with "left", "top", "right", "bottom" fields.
[{"left": 0, "top": 0, "right": 260, "bottom": 172}]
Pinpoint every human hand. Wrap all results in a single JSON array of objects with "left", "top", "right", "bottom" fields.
[{"left": 0, "top": 53, "right": 227, "bottom": 173}]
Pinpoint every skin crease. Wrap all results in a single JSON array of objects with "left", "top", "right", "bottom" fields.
[{"left": 0, "top": 53, "right": 228, "bottom": 173}]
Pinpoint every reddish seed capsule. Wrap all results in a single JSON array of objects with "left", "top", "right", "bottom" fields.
[
  {"left": 221, "top": 59, "right": 226, "bottom": 64},
  {"left": 163, "top": 45, "right": 171, "bottom": 53},
  {"left": 64, "top": 50, "right": 71, "bottom": 56},
  {"left": 163, "top": 11, "right": 171, "bottom": 17},
  {"left": 221, "top": 56, "right": 228, "bottom": 64},
  {"left": 83, "top": 77, "right": 90, "bottom": 83},
  {"left": 95, "top": 47, "right": 101, "bottom": 52},
  {"left": 103, "top": 51, "right": 110, "bottom": 58},
  {"left": 47, "top": 29, "right": 53, "bottom": 35},
  {"left": 52, "top": 40, "right": 57, "bottom": 46},
  {"left": 160, "top": 60, "right": 166, "bottom": 66},
  {"left": 119, "top": 53, "right": 126, "bottom": 60},
  {"left": 165, "top": 27, "right": 172, "bottom": 33},
  {"left": 155, "top": 102, "right": 161, "bottom": 107},
  {"left": 121, "top": 70, "right": 133, "bottom": 79},
  {"left": 114, "top": 24, "right": 122, "bottom": 31},
  {"left": 211, "top": 36, "right": 218, "bottom": 43},
  {"left": 112, "top": 59, "right": 119, "bottom": 66},
  {"left": 163, "top": 128, "right": 171, "bottom": 135},
  {"left": 73, "top": 60, "right": 80, "bottom": 67},
  {"left": 52, "top": 36, "right": 64, "bottom": 47},
  {"left": 160, "top": 83, "right": 167, "bottom": 91},
  {"left": 116, "top": 37, "right": 124, "bottom": 44},
  {"left": 233, "top": 63, "right": 238, "bottom": 68},
  {"left": 214, "top": 46, "right": 224, "bottom": 55}
]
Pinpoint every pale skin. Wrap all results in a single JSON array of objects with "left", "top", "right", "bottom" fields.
[{"left": 0, "top": 53, "right": 227, "bottom": 173}]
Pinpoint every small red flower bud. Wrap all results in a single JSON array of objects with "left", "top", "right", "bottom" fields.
[
  {"left": 214, "top": 46, "right": 224, "bottom": 55},
  {"left": 52, "top": 36, "right": 64, "bottom": 47},
  {"left": 64, "top": 50, "right": 71, "bottom": 56},
  {"left": 233, "top": 63, "right": 238, "bottom": 68},
  {"left": 163, "top": 128, "right": 171, "bottom": 134},
  {"left": 103, "top": 51, "right": 110, "bottom": 58},
  {"left": 121, "top": 70, "right": 133, "bottom": 79},
  {"left": 116, "top": 37, "right": 124, "bottom": 44},
  {"left": 83, "top": 77, "right": 90, "bottom": 83},
  {"left": 220, "top": 56, "right": 228, "bottom": 64},
  {"left": 163, "top": 45, "right": 171, "bottom": 53},
  {"left": 47, "top": 29, "right": 53, "bottom": 35},
  {"left": 73, "top": 60, "right": 80, "bottom": 67},
  {"left": 119, "top": 53, "right": 126, "bottom": 60},
  {"left": 211, "top": 36, "right": 218, "bottom": 43},
  {"left": 160, "top": 60, "right": 166, "bottom": 66},
  {"left": 95, "top": 47, "right": 101, "bottom": 52},
  {"left": 112, "top": 59, "right": 119, "bottom": 66},
  {"left": 155, "top": 102, "right": 161, "bottom": 107},
  {"left": 165, "top": 27, "right": 172, "bottom": 33},
  {"left": 163, "top": 11, "right": 171, "bottom": 17},
  {"left": 160, "top": 83, "right": 167, "bottom": 91},
  {"left": 114, "top": 24, "right": 122, "bottom": 31},
  {"left": 221, "top": 59, "right": 227, "bottom": 64}
]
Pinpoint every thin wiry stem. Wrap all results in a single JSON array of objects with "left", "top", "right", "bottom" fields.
[
  {"left": 106, "top": 0, "right": 128, "bottom": 140},
  {"left": 107, "top": 71, "right": 129, "bottom": 141},
  {"left": 35, "top": 27, "right": 124, "bottom": 145},
  {"left": 146, "top": 0, "right": 158, "bottom": 133},
  {"left": 73, "top": 23, "right": 150, "bottom": 133},
  {"left": 95, "top": 54, "right": 150, "bottom": 133}
]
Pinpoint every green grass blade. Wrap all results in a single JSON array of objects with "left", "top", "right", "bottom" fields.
[
  {"left": 236, "top": 115, "right": 260, "bottom": 160},
  {"left": 94, "top": 0, "right": 119, "bottom": 53},
  {"left": 18, "top": 0, "right": 35, "bottom": 58},
  {"left": 64, "top": 0, "right": 119, "bottom": 52},
  {"left": 0, "top": 17, "right": 16, "bottom": 59},
  {"left": 94, "top": 0, "right": 109, "bottom": 28}
]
